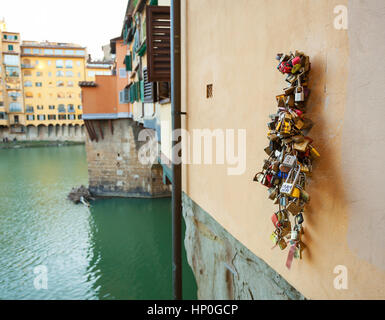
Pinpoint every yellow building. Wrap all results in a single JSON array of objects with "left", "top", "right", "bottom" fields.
[
  {"left": 0, "top": 28, "right": 25, "bottom": 134},
  {"left": 20, "top": 41, "right": 86, "bottom": 129}
]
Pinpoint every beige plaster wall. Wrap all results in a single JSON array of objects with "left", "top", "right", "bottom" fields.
[{"left": 181, "top": 0, "right": 385, "bottom": 299}]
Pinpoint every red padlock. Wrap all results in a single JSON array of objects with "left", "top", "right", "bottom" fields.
[
  {"left": 271, "top": 213, "right": 281, "bottom": 228},
  {"left": 279, "top": 61, "right": 292, "bottom": 74}
]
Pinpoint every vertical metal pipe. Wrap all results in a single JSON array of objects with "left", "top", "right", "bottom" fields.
[{"left": 171, "top": 0, "right": 182, "bottom": 300}]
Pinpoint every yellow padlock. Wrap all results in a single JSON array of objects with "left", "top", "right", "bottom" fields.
[
  {"left": 291, "top": 187, "right": 301, "bottom": 198},
  {"left": 309, "top": 145, "right": 320, "bottom": 157}
]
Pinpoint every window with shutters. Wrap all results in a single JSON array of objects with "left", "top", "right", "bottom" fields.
[
  {"left": 143, "top": 67, "right": 157, "bottom": 103},
  {"left": 146, "top": 5, "right": 171, "bottom": 82},
  {"left": 158, "top": 82, "right": 171, "bottom": 104}
]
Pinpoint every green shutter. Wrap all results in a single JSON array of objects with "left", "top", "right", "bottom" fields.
[
  {"left": 149, "top": 0, "right": 158, "bottom": 5},
  {"left": 140, "top": 81, "right": 144, "bottom": 101}
]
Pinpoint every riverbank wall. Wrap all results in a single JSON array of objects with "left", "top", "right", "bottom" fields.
[{"left": 0, "top": 124, "right": 86, "bottom": 142}]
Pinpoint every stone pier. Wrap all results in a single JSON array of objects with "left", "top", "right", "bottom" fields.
[{"left": 85, "top": 118, "right": 171, "bottom": 198}]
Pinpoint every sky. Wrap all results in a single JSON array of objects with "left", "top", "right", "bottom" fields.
[{"left": 0, "top": 0, "right": 128, "bottom": 60}]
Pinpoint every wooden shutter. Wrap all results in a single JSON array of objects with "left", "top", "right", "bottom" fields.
[
  {"left": 143, "top": 67, "right": 157, "bottom": 103},
  {"left": 146, "top": 5, "right": 171, "bottom": 82}
]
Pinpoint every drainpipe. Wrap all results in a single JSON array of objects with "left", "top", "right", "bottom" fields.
[{"left": 171, "top": 0, "right": 182, "bottom": 300}]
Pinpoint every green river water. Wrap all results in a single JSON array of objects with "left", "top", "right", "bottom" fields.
[{"left": 0, "top": 145, "right": 197, "bottom": 300}]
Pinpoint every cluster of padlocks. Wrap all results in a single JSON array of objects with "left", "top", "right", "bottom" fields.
[{"left": 253, "top": 51, "right": 320, "bottom": 269}]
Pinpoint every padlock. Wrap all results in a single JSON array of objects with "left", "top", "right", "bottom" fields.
[
  {"left": 296, "top": 212, "right": 304, "bottom": 224},
  {"left": 291, "top": 230, "right": 299, "bottom": 241},
  {"left": 309, "top": 145, "right": 320, "bottom": 158},
  {"left": 283, "top": 86, "right": 295, "bottom": 96},
  {"left": 270, "top": 231, "right": 278, "bottom": 245},
  {"left": 280, "top": 165, "right": 301, "bottom": 196},
  {"left": 287, "top": 199, "right": 302, "bottom": 216},
  {"left": 280, "top": 154, "right": 297, "bottom": 172},
  {"left": 291, "top": 64, "right": 302, "bottom": 74},
  {"left": 292, "top": 135, "right": 305, "bottom": 143},
  {"left": 278, "top": 238, "right": 287, "bottom": 250},
  {"left": 268, "top": 187, "right": 278, "bottom": 201},
  {"left": 295, "top": 78, "right": 305, "bottom": 102},
  {"left": 291, "top": 186, "right": 301, "bottom": 198},
  {"left": 294, "top": 138, "right": 311, "bottom": 152},
  {"left": 300, "top": 189, "right": 310, "bottom": 203},
  {"left": 271, "top": 212, "right": 281, "bottom": 227},
  {"left": 292, "top": 56, "right": 301, "bottom": 65}
]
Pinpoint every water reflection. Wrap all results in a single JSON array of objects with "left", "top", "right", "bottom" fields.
[{"left": 0, "top": 146, "right": 196, "bottom": 300}]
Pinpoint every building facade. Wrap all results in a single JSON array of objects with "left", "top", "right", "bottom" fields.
[
  {"left": 0, "top": 28, "right": 25, "bottom": 136},
  {"left": 19, "top": 41, "right": 86, "bottom": 140},
  {"left": 179, "top": 0, "right": 385, "bottom": 300},
  {"left": 80, "top": 0, "right": 171, "bottom": 198}
]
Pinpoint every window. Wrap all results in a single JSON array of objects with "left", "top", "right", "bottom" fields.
[
  {"left": 44, "top": 49, "right": 54, "bottom": 55},
  {"left": 76, "top": 50, "right": 85, "bottom": 56},
  {"left": 76, "top": 61, "right": 81, "bottom": 67},
  {"left": 56, "top": 81, "right": 64, "bottom": 87},
  {"left": 77, "top": 114, "right": 82, "bottom": 120},
  {"left": 65, "top": 50, "right": 74, "bottom": 55},
  {"left": 119, "top": 68, "right": 127, "bottom": 78},
  {"left": 68, "top": 114, "right": 75, "bottom": 120},
  {"left": 8, "top": 45, "right": 14, "bottom": 51},
  {"left": 48, "top": 115, "right": 56, "bottom": 120},
  {"left": 24, "top": 81, "right": 33, "bottom": 87},
  {"left": 24, "top": 70, "right": 32, "bottom": 77},
  {"left": 38, "top": 115, "right": 46, "bottom": 121},
  {"left": 67, "top": 81, "right": 74, "bottom": 87},
  {"left": 57, "top": 92, "right": 65, "bottom": 99},
  {"left": 33, "top": 48, "right": 40, "bottom": 54},
  {"left": 48, "top": 72, "right": 52, "bottom": 77},
  {"left": 68, "top": 104, "right": 75, "bottom": 113},
  {"left": 56, "top": 70, "right": 64, "bottom": 77},
  {"left": 26, "top": 106, "right": 34, "bottom": 113},
  {"left": 37, "top": 105, "right": 44, "bottom": 110},
  {"left": 9, "top": 102, "right": 22, "bottom": 112},
  {"left": 88, "top": 71, "right": 95, "bottom": 77},
  {"left": 5, "top": 66, "right": 19, "bottom": 77},
  {"left": 56, "top": 60, "right": 63, "bottom": 68},
  {"left": 36, "top": 71, "right": 43, "bottom": 77},
  {"left": 27, "top": 115, "right": 35, "bottom": 121},
  {"left": 65, "top": 71, "right": 73, "bottom": 77},
  {"left": 55, "top": 49, "right": 63, "bottom": 55},
  {"left": 24, "top": 48, "right": 31, "bottom": 54},
  {"left": 65, "top": 60, "right": 73, "bottom": 68},
  {"left": 4, "top": 34, "right": 17, "bottom": 40},
  {"left": 77, "top": 105, "right": 82, "bottom": 110},
  {"left": 66, "top": 92, "right": 74, "bottom": 98},
  {"left": 0, "top": 112, "right": 7, "bottom": 120},
  {"left": 35, "top": 82, "right": 42, "bottom": 87},
  {"left": 4, "top": 54, "right": 19, "bottom": 65},
  {"left": 58, "top": 114, "right": 66, "bottom": 120},
  {"left": 25, "top": 92, "right": 33, "bottom": 98},
  {"left": 58, "top": 104, "right": 66, "bottom": 113},
  {"left": 49, "top": 105, "right": 55, "bottom": 110}
]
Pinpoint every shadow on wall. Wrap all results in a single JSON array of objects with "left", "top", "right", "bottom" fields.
[{"left": 299, "top": 55, "right": 347, "bottom": 264}]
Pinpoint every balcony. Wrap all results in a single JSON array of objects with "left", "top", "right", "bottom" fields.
[{"left": 21, "top": 64, "right": 35, "bottom": 69}]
